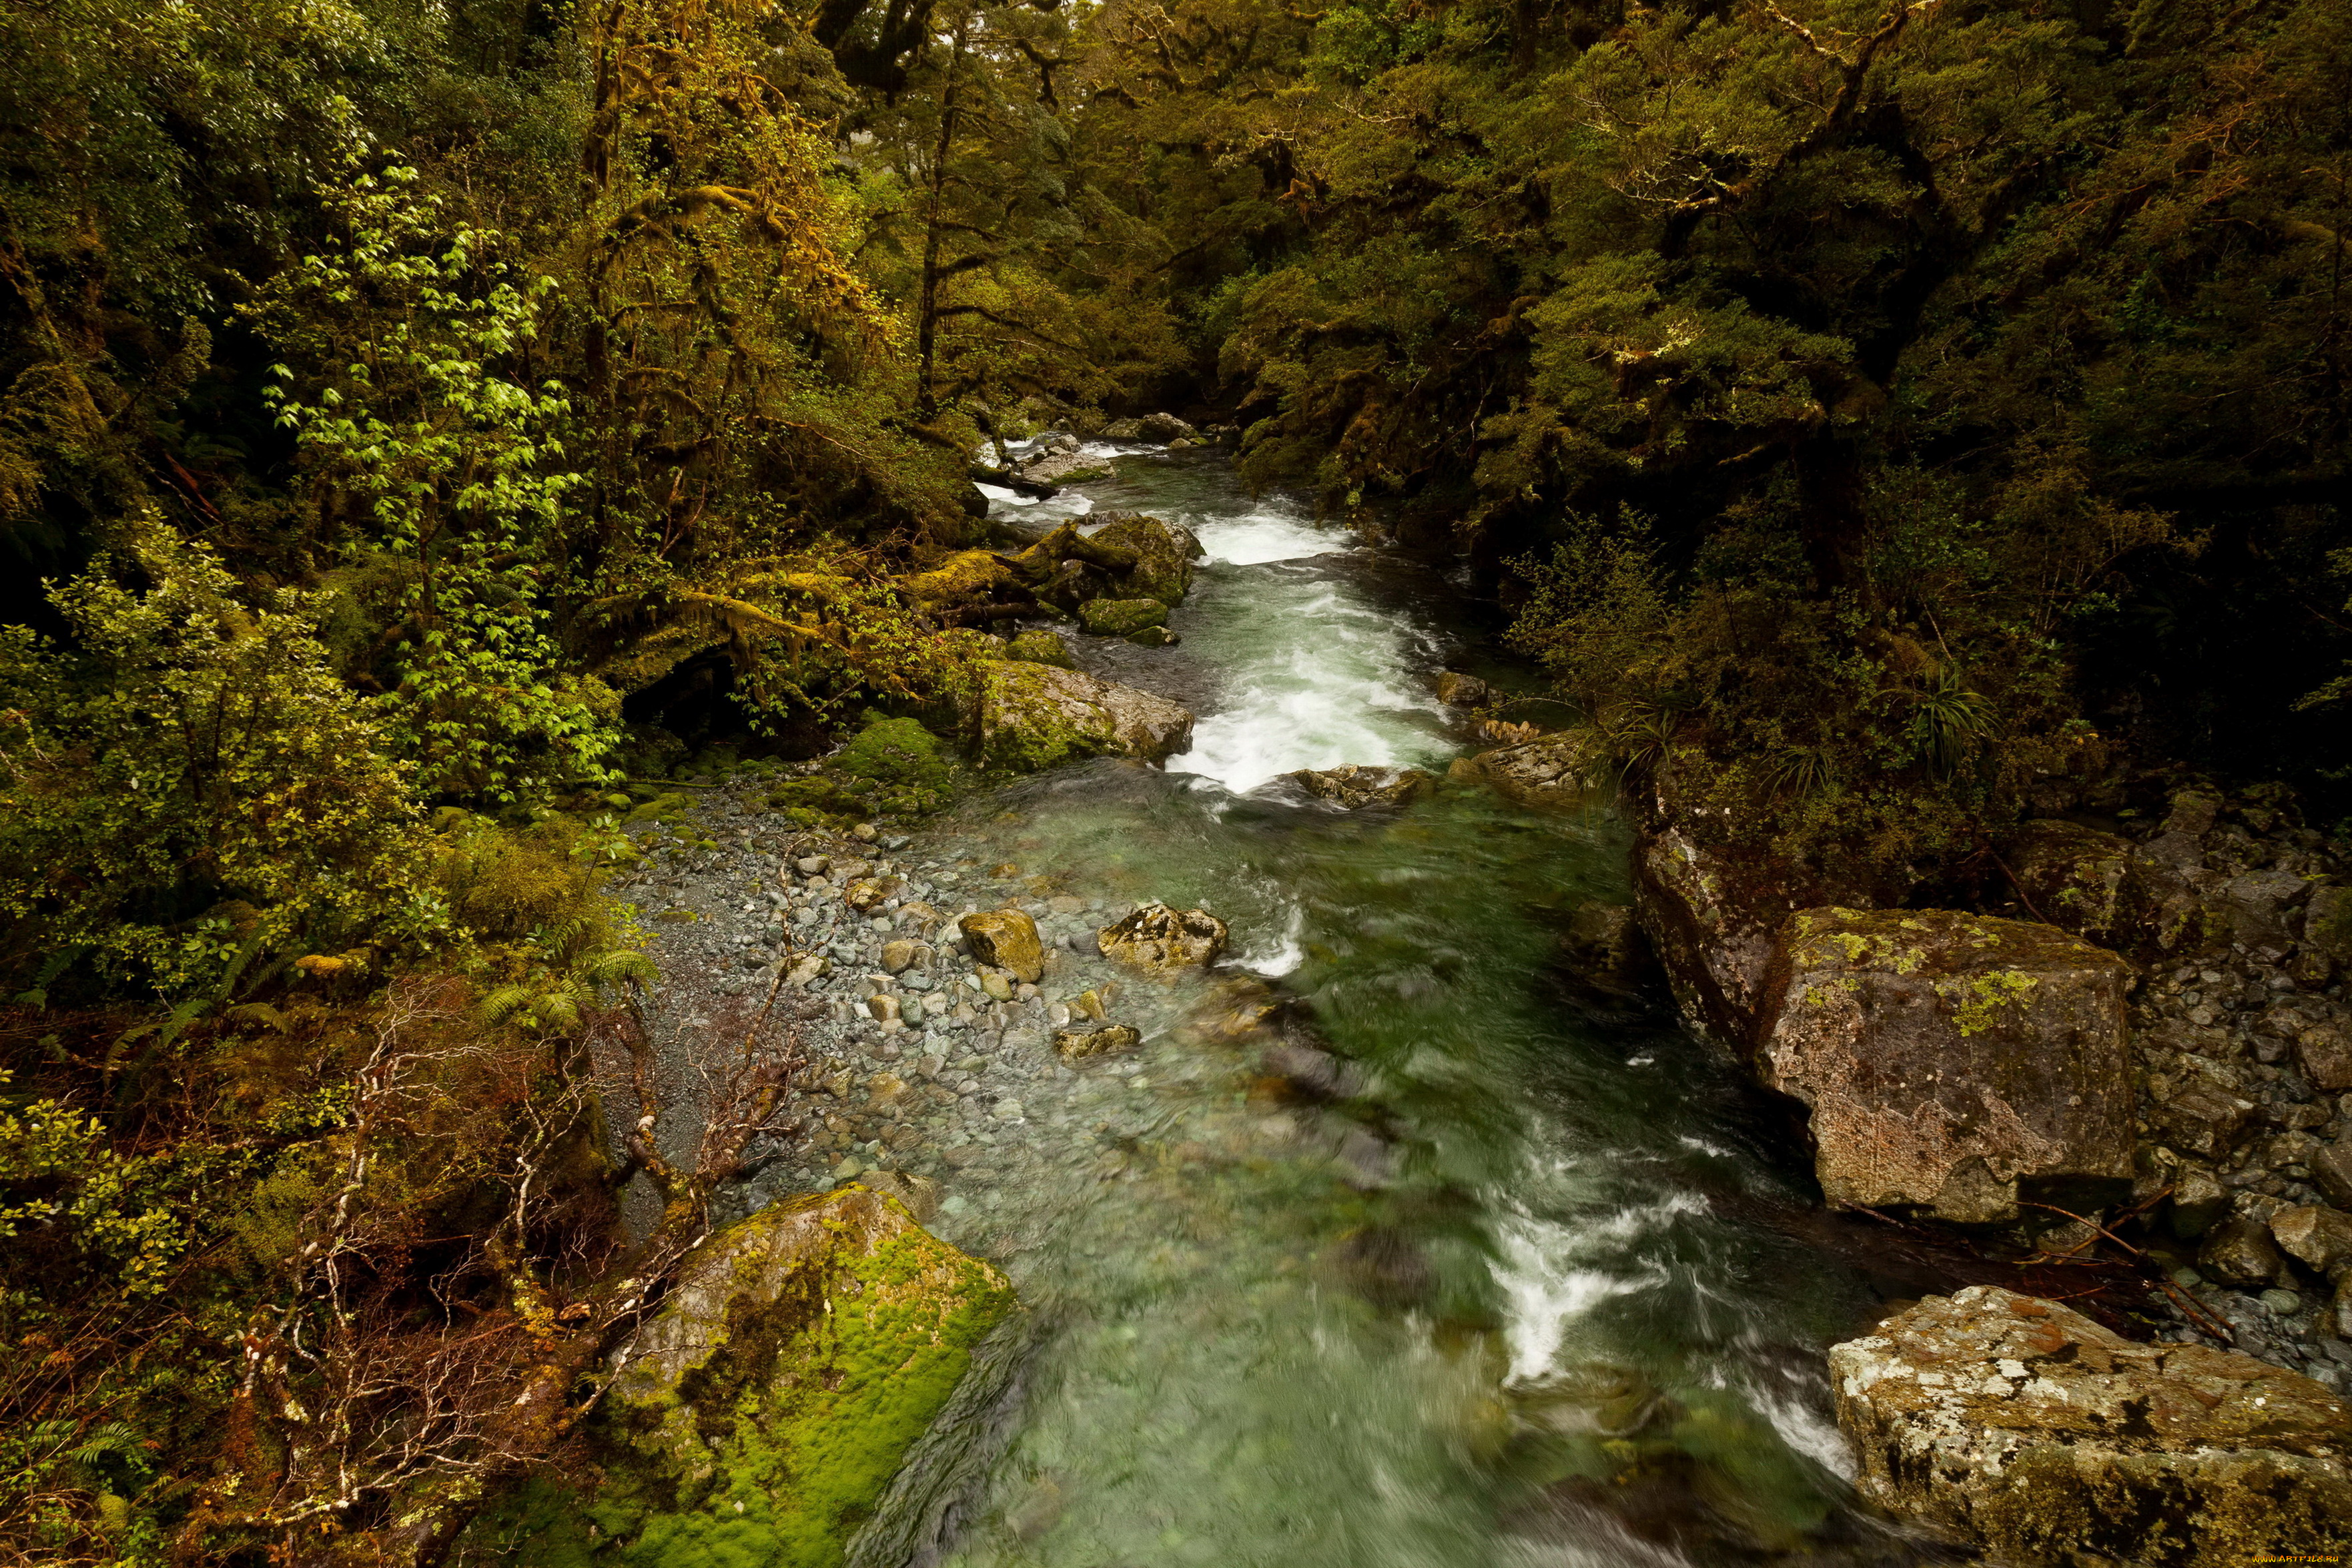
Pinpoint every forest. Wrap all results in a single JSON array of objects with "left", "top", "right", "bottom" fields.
[{"left": 1, "top": 0, "right": 2347, "bottom": 1558}]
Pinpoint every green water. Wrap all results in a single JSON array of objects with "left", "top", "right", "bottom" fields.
[{"left": 853, "top": 453, "right": 1935, "bottom": 1566}]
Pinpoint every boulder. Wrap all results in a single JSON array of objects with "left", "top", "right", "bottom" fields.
[
  {"left": 1126, "top": 625, "right": 1180, "bottom": 647},
  {"left": 2000, "top": 819, "right": 2136, "bottom": 947},
  {"left": 1633, "top": 823, "right": 1835, "bottom": 1048},
  {"left": 2295, "top": 1018, "right": 2352, "bottom": 1092},
  {"left": 2215, "top": 867, "right": 2311, "bottom": 953},
  {"left": 599, "top": 1188, "right": 1015, "bottom": 1561},
  {"left": 959, "top": 909, "right": 1044, "bottom": 984},
  {"left": 2305, "top": 883, "right": 2352, "bottom": 964},
  {"left": 1285, "top": 765, "right": 1436, "bottom": 809},
  {"left": 1100, "top": 417, "right": 1144, "bottom": 438},
  {"left": 2273, "top": 1204, "right": 2352, "bottom": 1274},
  {"left": 2199, "top": 1212, "right": 2287, "bottom": 1286},
  {"left": 1463, "top": 729, "right": 1607, "bottom": 810},
  {"left": 1754, "top": 909, "right": 2134, "bottom": 1222},
  {"left": 1435, "top": 671, "right": 1490, "bottom": 707},
  {"left": 1136, "top": 411, "right": 1194, "bottom": 441},
  {"left": 971, "top": 661, "right": 1194, "bottom": 771},
  {"left": 1077, "top": 597, "right": 1168, "bottom": 637},
  {"left": 1005, "top": 628, "right": 1077, "bottom": 669},
  {"left": 1089, "top": 513, "right": 1204, "bottom": 606},
  {"left": 1098, "top": 902, "right": 1228, "bottom": 979},
  {"left": 2313, "top": 1139, "right": 2352, "bottom": 1209},
  {"left": 1830, "top": 1284, "right": 2352, "bottom": 1565}
]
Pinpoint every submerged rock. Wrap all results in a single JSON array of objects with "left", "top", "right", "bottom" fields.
[
  {"left": 959, "top": 909, "right": 1044, "bottom": 984},
  {"left": 1098, "top": 901, "right": 1228, "bottom": 979},
  {"left": 1755, "top": 909, "right": 2133, "bottom": 1222},
  {"left": 1557, "top": 900, "right": 1653, "bottom": 1002},
  {"left": 1464, "top": 729, "right": 1607, "bottom": 810},
  {"left": 597, "top": 1187, "right": 1015, "bottom": 1565},
  {"left": 971, "top": 661, "right": 1194, "bottom": 771},
  {"left": 1831, "top": 1285, "right": 2352, "bottom": 1563},
  {"left": 1285, "top": 765, "right": 1435, "bottom": 809},
  {"left": 1055, "top": 1023, "right": 1141, "bottom": 1059}
]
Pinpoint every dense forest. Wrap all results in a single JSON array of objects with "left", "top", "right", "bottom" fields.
[{"left": 1, "top": 0, "right": 2346, "bottom": 1557}]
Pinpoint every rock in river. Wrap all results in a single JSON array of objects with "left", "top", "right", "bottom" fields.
[
  {"left": 972, "top": 661, "right": 1194, "bottom": 771},
  {"left": 594, "top": 1187, "right": 1014, "bottom": 1564},
  {"left": 960, "top": 908, "right": 1044, "bottom": 984},
  {"left": 1755, "top": 909, "right": 2133, "bottom": 1222},
  {"left": 1831, "top": 1284, "right": 2352, "bottom": 1563},
  {"left": 1462, "top": 729, "right": 1607, "bottom": 810},
  {"left": 1078, "top": 597, "right": 1169, "bottom": 637},
  {"left": 1286, "top": 765, "right": 1435, "bottom": 809},
  {"left": 1089, "top": 512, "right": 1204, "bottom": 605},
  {"left": 1098, "top": 901, "right": 1228, "bottom": 978}
]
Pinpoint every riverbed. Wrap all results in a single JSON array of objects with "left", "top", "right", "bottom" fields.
[{"left": 623, "top": 446, "right": 1944, "bottom": 1565}]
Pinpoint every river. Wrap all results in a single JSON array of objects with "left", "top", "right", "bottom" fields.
[{"left": 835, "top": 447, "right": 1938, "bottom": 1566}]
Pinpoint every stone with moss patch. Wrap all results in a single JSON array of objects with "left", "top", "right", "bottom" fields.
[
  {"left": 1088, "top": 513, "right": 1203, "bottom": 605},
  {"left": 969, "top": 662, "right": 1192, "bottom": 772},
  {"left": 1004, "top": 629, "right": 1077, "bottom": 669},
  {"left": 1757, "top": 908, "right": 2132, "bottom": 1222},
  {"left": 1076, "top": 597, "right": 1168, "bottom": 637},
  {"left": 478, "top": 1186, "right": 1014, "bottom": 1568}
]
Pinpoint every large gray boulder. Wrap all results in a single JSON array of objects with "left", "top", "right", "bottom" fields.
[
  {"left": 972, "top": 661, "right": 1194, "bottom": 771},
  {"left": 1284, "top": 765, "right": 1435, "bottom": 809},
  {"left": 1831, "top": 1284, "right": 2352, "bottom": 1563},
  {"left": 1755, "top": 909, "right": 2134, "bottom": 1222}
]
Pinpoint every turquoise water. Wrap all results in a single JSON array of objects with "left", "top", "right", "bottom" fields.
[{"left": 859, "top": 452, "right": 1932, "bottom": 1566}]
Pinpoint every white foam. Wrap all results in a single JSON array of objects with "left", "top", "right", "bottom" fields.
[{"left": 1191, "top": 507, "right": 1340, "bottom": 565}]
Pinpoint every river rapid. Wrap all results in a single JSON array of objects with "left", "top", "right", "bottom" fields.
[{"left": 819, "top": 447, "right": 1941, "bottom": 1567}]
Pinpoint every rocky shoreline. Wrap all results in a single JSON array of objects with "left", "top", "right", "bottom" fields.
[{"left": 1617, "top": 759, "right": 2352, "bottom": 1554}]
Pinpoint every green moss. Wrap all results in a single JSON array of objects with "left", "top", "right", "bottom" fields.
[
  {"left": 1005, "top": 629, "right": 1076, "bottom": 669},
  {"left": 1076, "top": 597, "right": 1168, "bottom": 637},
  {"left": 835, "top": 717, "right": 954, "bottom": 793},
  {"left": 977, "top": 663, "right": 1106, "bottom": 773},
  {"left": 482, "top": 1193, "right": 1014, "bottom": 1568}
]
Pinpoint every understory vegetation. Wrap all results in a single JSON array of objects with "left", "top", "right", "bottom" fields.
[{"left": 1, "top": 0, "right": 2346, "bottom": 1556}]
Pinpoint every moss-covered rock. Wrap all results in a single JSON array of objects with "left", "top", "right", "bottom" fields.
[
  {"left": 1832, "top": 1285, "right": 2352, "bottom": 1563},
  {"left": 1076, "top": 597, "right": 1168, "bottom": 637},
  {"left": 1004, "top": 629, "right": 1076, "bottom": 669},
  {"left": 1089, "top": 514, "right": 1203, "bottom": 605},
  {"left": 969, "top": 662, "right": 1193, "bottom": 771},
  {"left": 834, "top": 717, "right": 953, "bottom": 796},
  {"left": 503, "top": 1187, "right": 1014, "bottom": 1568},
  {"left": 1755, "top": 909, "right": 2133, "bottom": 1222}
]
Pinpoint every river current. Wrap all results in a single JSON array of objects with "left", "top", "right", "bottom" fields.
[{"left": 843, "top": 449, "right": 1936, "bottom": 1566}]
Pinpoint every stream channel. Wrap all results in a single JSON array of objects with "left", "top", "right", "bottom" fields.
[{"left": 654, "top": 446, "right": 1946, "bottom": 1565}]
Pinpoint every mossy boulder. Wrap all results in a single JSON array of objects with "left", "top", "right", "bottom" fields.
[
  {"left": 574, "top": 1187, "right": 1015, "bottom": 1568},
  {"left": 835, "top": 717, "right": 953, "bottom": 797},
  {"left": 1004, "top": 629, "right": 1076, "bottom": 669},
  {"left": 1832, "top": 1285, "right": 2352, "bottom": 1563},
  {"left": 969, "top": 662, "right": 1193, "bottom": 771},
  {"left": 1283, "top": 765, "right": 1435, "bottom": 809},
  {"left": 1076, "top": 597, "right": 1168, "bottom": 637},
  {"left": 1089, "top": 514, "right": 1203, "bottom": 605},
  {"left": 1465, "top": 729, "right": 1607, "bottom": 811},
  {"left": 1755, "top": 909, "right": 2134, "bottom": 1222}
]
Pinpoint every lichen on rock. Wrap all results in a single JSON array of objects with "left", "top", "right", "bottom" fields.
[
  {"left": 1756, "top": 908, "right": 2133, "bottom": 1222},
  {"left": 969, "top": 661, "right": 1194, "bottom": 771},
  {"left": 1831, "top": 1285, "right": 2352, "bottom": 1563}
]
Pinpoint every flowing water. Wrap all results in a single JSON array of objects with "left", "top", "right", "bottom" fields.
[{"left": 858, "top": 450, "right": 1937, "bottom": 1567}]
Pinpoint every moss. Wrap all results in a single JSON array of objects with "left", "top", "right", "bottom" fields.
[
  {"left": 1004, "top": 629, "right": 1076, "bottom": 669},
  {"left": 833, "top": 717, "right": 954, "bottom": 795},
  {"left": 1076, "top": 597, "right": 1168, "bottom": 637},
  {"left": 484, "top": 1192, "right": 1014, "bottom": 1568},
  {"left": 975, "top": 663, "right": 1106, "bottom": 773}
]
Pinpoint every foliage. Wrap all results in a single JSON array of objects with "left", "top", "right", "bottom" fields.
[{"left": 0, "top": 521, "right": 429, "bottom": 999}]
